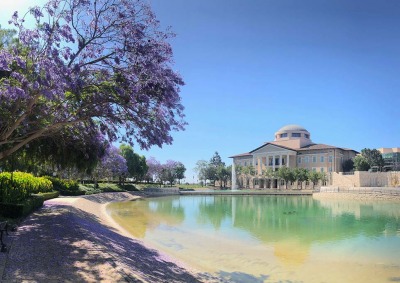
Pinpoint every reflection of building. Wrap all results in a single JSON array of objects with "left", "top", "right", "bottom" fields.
[
  {"left": 379, "top": 148, "right": 400, "bottom": 171},
  {"left": 230, "top": 125, "right": 357, "bottom": 188}
]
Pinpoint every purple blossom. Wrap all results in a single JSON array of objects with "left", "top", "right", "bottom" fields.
[
  {"left": 0, "top": 0, "right": 186, "bottom": 161},
  {"left": 96, "top": 146, "right": 128, "bottom": 178}
]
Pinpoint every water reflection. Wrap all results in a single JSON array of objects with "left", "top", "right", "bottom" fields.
[
  {"left": 108, "top": 196, "right": 185, "bottom": 238},
  {"left": 107, "top": 196, "right": 400, "bottom": 281},
  {"left": 195, "top": 196, "right": 400, "bottom": 244}
]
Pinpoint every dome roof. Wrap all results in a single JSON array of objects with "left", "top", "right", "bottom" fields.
[{"left": 277, "top": 124, "right": 308, "bottom": 132}]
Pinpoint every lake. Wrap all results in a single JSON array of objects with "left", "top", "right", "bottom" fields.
[{"left": 107, "top": 195, "right": 400, "bottom": 283}]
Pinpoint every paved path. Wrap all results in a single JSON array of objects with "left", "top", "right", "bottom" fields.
[{"left": 0, "top": 199, "right": 208, "bottom": 283}]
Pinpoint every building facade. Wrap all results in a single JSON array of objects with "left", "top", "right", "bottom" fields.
[
  {"left": 378, "top": 148, "right": 400, "bottom": 171},
  {"left": 230, "top": 125, "right": 358, "bottom": 189}
]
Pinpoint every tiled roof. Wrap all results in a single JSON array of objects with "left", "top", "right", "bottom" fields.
[
  {"left": 229, "top": 152, "right": 252, "bottom": 158},
  {"left": 230, "top": 143, "right": 358, "bottom": 158},
  {"left": 297, "top": 143, "right": 358, "bottom": 152},
  {"left": 254, "top": 142, "right": 298, "bottom": 152}
]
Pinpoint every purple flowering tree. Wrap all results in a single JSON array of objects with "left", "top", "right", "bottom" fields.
[
  {"left": 95, "top": 146, "right": 128, "bottom": 181},
  {"left": 0, "top": 0, "right": 185, "bottom": 160},
  {"left": 146, "top": 156, "right": 162, "bottom": 184}
]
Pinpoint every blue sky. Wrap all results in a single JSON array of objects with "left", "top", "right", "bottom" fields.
[{"left": 1, "top": 1, "right": 399, "bottom": 182}]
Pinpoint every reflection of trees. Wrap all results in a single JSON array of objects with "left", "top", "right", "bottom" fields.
[
  {"left": 197, "top": 196, "right": 232, "bottom": 229},
  {"left": 108, "top": 196, "right": 400, "bottom": 265},
  {"left": 195, "top": 196, "right": 400, "bottom": 264},
  {"left": 107, "top": 197, "right": 185, "bottom": 238}
]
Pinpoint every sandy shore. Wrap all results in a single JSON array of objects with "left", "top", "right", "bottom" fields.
[
  {"left": 1, "top": 192, "right": 220, "bottom": 283},
  {"left": 313, "top": 191, "right": 400, "bottom": 201}
]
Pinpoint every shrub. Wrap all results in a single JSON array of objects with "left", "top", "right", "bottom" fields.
[
  {"left": 0, "top": 195, "right": 44, "bottom": 218},
  {"left": 44, "top": 177, "right": 84, "bottom": 196},
  {"left": 0, "top": 172, "right": 53, "bottom": 203},
  {"left": 35, "top": 191, "right": 60, "bottom": 201}
]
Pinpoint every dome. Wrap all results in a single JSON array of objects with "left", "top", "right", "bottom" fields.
[{"left": 277, "top": 124, "right": 308, "bottom": 133}]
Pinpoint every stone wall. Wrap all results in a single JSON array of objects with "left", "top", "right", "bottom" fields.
[
  {"left": 143, "top": 187, "right": 180, "bottom": 196},
  {"left": 331, "top": 171, "right": 400, "bottom": 187}
]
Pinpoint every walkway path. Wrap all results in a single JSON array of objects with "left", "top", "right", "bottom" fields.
[{"left": 0, "top": 193, "right": 218, "bottom": 282}]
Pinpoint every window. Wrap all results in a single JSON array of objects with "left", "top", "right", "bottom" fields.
[
  {"left": 256, "top": 160, "right": 258, "bottom": 166},
  {"left": 304, "top": 156, "right": 309, "bottom": 163},
  {"left": 292, "top": 133, "right": 301, "bottom": 137},
  {"left": 305, "top": 134, "right": 310, "bottom": 139},
  {"left": 275, "top": 158, "right": 280, "bottom": 165},
  {"left": 280, "top": 133, "right": 288, "bottom": 138},
  {"left": 320, "top": 167, "right": 324, "bottom": 172},
  {"left": 312, "top": 156, "right": 316, "bottom": 163},
  {"left": 320, "top": 156, "right": 324, "bottom": 162},
  {"left": 328, "top": 156, "right": 333, "bottom": 163},
  {"left": 312, "top": 167, "right": 316, "bottom": 172},
  {"left": 328, "top": 167, "right": 332, "bottom": 172},
  {"left": 254, "top": 179, "right": 259, "bottom": 186},
  {"left": 298, "top": 157, "right": 302, "bottom": 164},
  {"left": 244, "top": 162, "right": 247, "bottom": 166}
]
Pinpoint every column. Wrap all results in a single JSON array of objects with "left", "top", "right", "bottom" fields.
[
  {"left": 287, "top": 153, "right": 290, "bottom": 168},
  {"left": 280, "top": 155, "right": 283, "bottom": 168},
  {"left": 272, "top": 155, "right": 275, "bottom": 171}
]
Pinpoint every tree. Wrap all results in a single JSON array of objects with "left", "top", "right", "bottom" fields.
[
  {"left": 240, "top": 165, "right": 255, "bottom": 188},
  {"left": 146, "top": 157, "right": 162, "bottom": 184},
  {"left": 293, "top": 168, "right": 309, "bottom": 189},
  {"left": 216, "top": 165, "right": 230, "bottom": 188},
  {"left": 0, "top": 123, "right": 108, "bottom": 176},
  {"left": 160, "top": 160, "right": 185, "bottom": 186},
  {"left": 120, "top": 144, "right": 148, "bottom": 182},
  {"left": 262, "top": 168, "right": 275, "bottom": 189},
  {"left": 0, "top": 0, "right": 185, "bottom": 161},
  {"left": 353, "top": 155, "right": 370, "bottom": 171},
  {"left": 95, "top": 146, "right": 127, "bottom": 183},
  {"left": 277, "top": 166, "right": 295, "bottom": 189},
  {"left": 342, "top": 159, "right": 354, "bottom": 172},
  {"left": 360, "top": 148, "right": 385, "bottom": 170},
  {"left": 204, "top": 165, "right": 217, "bottom": 186},
  {"left": 309, "top": 171, "right": 322, "bottom": 189},
  {"left": 210, "top": 152, "right": 225, "bottom": 167},
  {"left": 194, "top": 160, "right": 208, "bottom": 186}
]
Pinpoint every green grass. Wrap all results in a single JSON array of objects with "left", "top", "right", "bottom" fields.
[{"left": 78, "top": 183, "right": 139, "bottom": 195}]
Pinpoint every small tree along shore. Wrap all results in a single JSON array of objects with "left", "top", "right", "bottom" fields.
[{"left": 235, "top": 166, "right": 326, "bottom": 190}]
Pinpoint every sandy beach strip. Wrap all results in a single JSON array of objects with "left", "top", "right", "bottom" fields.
[
  {"left": 313, "top": 191, "right": 400, "bottom": 201},
  {"left": 2, "top": 192, "right": 220, "bottom": 283}
]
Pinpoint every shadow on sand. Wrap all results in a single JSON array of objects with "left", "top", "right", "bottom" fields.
[{"left": 2, "top": 201, "right": 203, "bottom": 282}]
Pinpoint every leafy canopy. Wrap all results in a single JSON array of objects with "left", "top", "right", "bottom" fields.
[{"left": 0, "top": 0, "right": 185, "bottom": 160}]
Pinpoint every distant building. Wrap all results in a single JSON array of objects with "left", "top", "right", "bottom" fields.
[
  {"left": 378, "top": 148, "right": 400, "bottom": 171},
  {"left": 230, "top": 124, "right": 358, "bottom": 189}
]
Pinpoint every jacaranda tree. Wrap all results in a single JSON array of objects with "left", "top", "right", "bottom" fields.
[
  {"left": 0, "top": 0, "right": 185, "bottom": 161},
  {"left": 95, "top": 145, "right": 127, "bottom": 180}
]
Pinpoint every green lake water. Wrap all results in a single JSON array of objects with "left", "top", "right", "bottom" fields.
[{"left": 106, "top": 195, "right": 400, "bottom": 283}]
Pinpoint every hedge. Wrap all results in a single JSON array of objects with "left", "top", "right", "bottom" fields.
[
  {"left": 0, "top": 172, "right": 53, "bottom": 203},
  {"left": 44, "top": 177, "right": 85, "bottom": 196},
  {"left": 0, "top": 195, "right": 44, "bottom": 218}
]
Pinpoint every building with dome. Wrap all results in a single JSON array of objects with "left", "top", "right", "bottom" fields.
[{"left": 230, "top": 124, "right": 358, "bottom": 188}]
